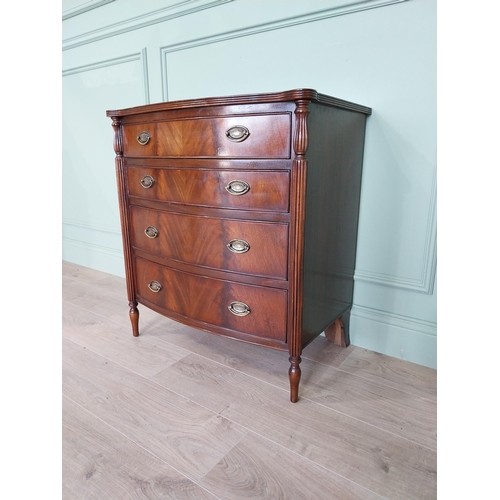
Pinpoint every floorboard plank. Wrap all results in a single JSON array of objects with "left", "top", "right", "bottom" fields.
[
  {"left": 151, "top": 354, "right": 437, "bottom": 500},
  {"left": 339, "top": 348, "right": 437, "bottom": 402},
  {"left": 63, "top": 301, "right": 190, "bottom": 378},
  {"left": 62, "top": 338, "right": 247, "bottom": 483},
  {"left": 62, "top": 262, "right": 437, "bottom": 499},
  {"left": 297, "top": 362, "right": 437, "bottom": 450},
  {"left": 63, "top": 261, "right": 127, "bottom": 296},
  {"left": 301, "top": 335, "right": 356, "bottom": 367},
  {"left": 200, "top": 433, "right": 384, "bottom": 500},
  {"left": 63, "top": 396, "right": 219, "bottom": 500},
  {"left": 144, "top": 323, "right": 436, "bottom": 449},
  {"left": 62, "top": 277, "right": 168, "bottom": 330}
]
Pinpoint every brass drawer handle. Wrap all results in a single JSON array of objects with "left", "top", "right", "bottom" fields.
[
  {"left": 148, "top": 280, "right": 162, "bottom": 293},
  {"left": 226, "top": 125, "right": 249, "bottom": 142},
  {"left": 137, "top": 131, "right": 151, "bottom": 145},
  {"left": 140, "top": 175, "right": 154, "bottom": 188},
  {"left": 145, "top": 226, "right": 158, "bottom": 239},
  {"left": 227, "top": 239, "right": 250, "bottom": 254},
  {"left": 225, "top": 180, "right": 250, "bottom": 196},
  {"left": 228, "top": 301, "right": 251, "bottom": 316}
]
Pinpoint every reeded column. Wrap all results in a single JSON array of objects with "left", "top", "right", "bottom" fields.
[
  {"left": 288, "top": 99, "right": 310, "bottom": 402},
  {"left": 112, "top": 116, "right": 140, "bottom": 336}
]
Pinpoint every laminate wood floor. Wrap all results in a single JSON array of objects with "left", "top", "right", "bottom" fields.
[{"left": 62, "top": 261, "right": 437, "bottom": 499}]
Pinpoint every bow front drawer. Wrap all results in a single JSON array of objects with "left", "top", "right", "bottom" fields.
[
  {"left": 122, "top": 114, "right": 291, "bottom": 158},
  {"left": 127, "top": 168, "right": 290, "bottom": 212},
  {"left": 130, "top": 206, "right": 288, "bottom": 279},
  {"left": 134, "top": 257, "right": 287, "bottom": 343}
]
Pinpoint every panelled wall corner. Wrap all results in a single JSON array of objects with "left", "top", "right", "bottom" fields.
[{"left": 62, "top": 0, "right": 437, "bottom": 368}]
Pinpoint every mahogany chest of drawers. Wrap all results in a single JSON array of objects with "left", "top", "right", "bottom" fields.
[{"left": 107, "top": 89, "right": 371, "bottom": 402}]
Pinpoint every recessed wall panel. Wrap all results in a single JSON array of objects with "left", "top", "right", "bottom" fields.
[
  {"left": 63, "top": 56, "right": 146, "bottom": 273},
  {"left": 164, "top": 1, "right": 436, "bottom": 293}
]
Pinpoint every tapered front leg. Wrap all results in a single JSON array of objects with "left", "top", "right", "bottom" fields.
[
  {"left": 129, "top": 301, "right": 139, "bottom": 337},
  {"left": 288, "top": 356, "right": 302, "bottom": 403}
]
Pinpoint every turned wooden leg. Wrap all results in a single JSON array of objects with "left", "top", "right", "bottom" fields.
[
  {"left": 289, "top": 356, "right": 302, "bottom": 403},
  {"left": 129, "top": 301, "right": 139, "bottom": 337},
  {"left": 324, "top": 313, "right": 350, "bottom": 347}
]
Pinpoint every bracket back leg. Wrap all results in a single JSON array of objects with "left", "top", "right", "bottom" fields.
[{"left": 324, "top": 311, "right": 351, "bottom": 347}]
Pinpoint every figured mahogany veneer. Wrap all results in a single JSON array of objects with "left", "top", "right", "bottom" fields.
[
  {"left": 127, "top": 167, "right": 290, "bottom": 212},
  {"left": 135, "top": 256, "right": 288, "bottom": 344},
  {"left": 107, "top": 89, "right": 371, "bottom": 402},
  {"left": 130, "top": 206, "right": 289, "bottom": 279},
  {"left": 122, "top": 114, "right": 291, "bottom": 158}
]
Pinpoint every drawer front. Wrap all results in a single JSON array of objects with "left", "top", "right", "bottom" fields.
[
  {"left": 130, "top": 206, "right": 288, "bottom": 279},
  {"left": 135, "top": 257, "right": 287, "bottom": 341},
  {"left": 127, "top": 168, "right": 290, "bottom": 212},
  {"left": 123, "top": 114, "right": 291, "bottom": 158}
]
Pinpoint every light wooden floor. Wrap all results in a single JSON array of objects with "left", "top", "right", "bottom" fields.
[{"left": 62, "top": 261, "right": 437, "bottom": 499}]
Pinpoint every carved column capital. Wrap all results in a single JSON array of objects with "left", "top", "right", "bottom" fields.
[
  {"left": 111, "top": 116, "right": 123, "bottom": 156},
  {"left": 293, "top": 99, "right": 310, "bottom": 157}
]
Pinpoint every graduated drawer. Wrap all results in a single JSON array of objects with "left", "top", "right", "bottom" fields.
[
  {"left": 122, "top": 114, "right": 291, "bottom": 158},
  {"left": 130, "top": 206, "right": 288, "bottom": 280},
  {"left": 127, "top": 167, "right": 290, "bottom": 212},
  {"left": 135, "top": 256, "right": 287, "bottom": 342}
]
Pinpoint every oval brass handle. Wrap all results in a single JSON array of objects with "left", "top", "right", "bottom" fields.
[
  {"left": 227, "top": 239, "right": 250, "bottom": 254},
  {"left": 137, "top": 131, "right": 151, "bottom": 145},
  {"left": 140, "top": 175, "right": 154, "bottom": 188},
  {"left": 226, "top": 125, "right": 249, "bottom": 142},
  {"left": 145, "top": 226, "right": 158, "bottom": 239},
  {"left": 148, "top": 280, "right": 162, "bottom": 293},
  {"left": 225, "top": 180, "right": 250, "bottom": 196},
  {"left": 228, "top": 301, "right": 251, "bottom": 316}
]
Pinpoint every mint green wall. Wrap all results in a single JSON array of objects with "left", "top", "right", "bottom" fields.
[{"left": 62, "top": 0, "right": 437, "bottom": 368}]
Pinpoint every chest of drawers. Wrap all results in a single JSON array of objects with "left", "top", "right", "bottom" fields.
[{"left": 107, "top": 89, "right": 371, "bottom": 402}]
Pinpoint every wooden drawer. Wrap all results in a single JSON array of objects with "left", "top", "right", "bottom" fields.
[
  {"left": 127, "top": 167, "right": 290, "bottom": 212},
  {"left": 122, "top": 114, "right": 291, "bottom": 158},
  {"left": 130, "top": 206, "right": 288, "bottom": 279},
  {"left": 134, "top": 256, "right": 287, "bottom": 342}
]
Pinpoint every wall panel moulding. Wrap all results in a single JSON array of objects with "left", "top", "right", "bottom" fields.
[{"left": 62, "top": 0, "right": 234, "bottom": 50}]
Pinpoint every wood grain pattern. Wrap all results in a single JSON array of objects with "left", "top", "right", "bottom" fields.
[
  {"left": 134, "top": 256, "right": 288, "bottom": 343},
  {"left": 200, "top": 433, "right": 382, "bottom": 500},
  {"left": 151, "top": 353, "right": 437, "bottom": 499},
  {"left": 62, "top": 276, "right": 161, "bottom": 329},
  {"left": 62, "top": 300, "right": 190, "bottom": 378},
  {"left": 62, "top": 337, "right": 246, "bottom": 483},
  {"left": 144, "top": 319, "right": 436, "bottom": 449},
  {"left": 62, "top": 260, "right": 127, "bottom": 292},
  {"left": 62, "top": 262, "right": 437, "bottom": 499},
  {"left": 296, "top": 360, "right": 437, "bottom": 450},
  {"left": 106, "top": 88, "right": 372, "bottom": 117},
  {"left": 62, "top": 264, "right": 434, "bottom": 448},
  {"left": 324, "top": 315, "right": 348, "bottom": 346},
  {"left": 301, "top": 333, "right": 356, "bottom": 366},
  {"left": 63, "top": 397, "right": 217, "bottom": 500},
  {"left": 127, "top": 167, "right": 290, "bottom": 212},
  {"left": 123, "top": 114, "right": 291, "bottom": 158},
  {"left": 340, "top": 347, "right": 437, "bottom": 401},
  {"left": 129, "top": 205, "right": 289, "bottom": 279}
]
